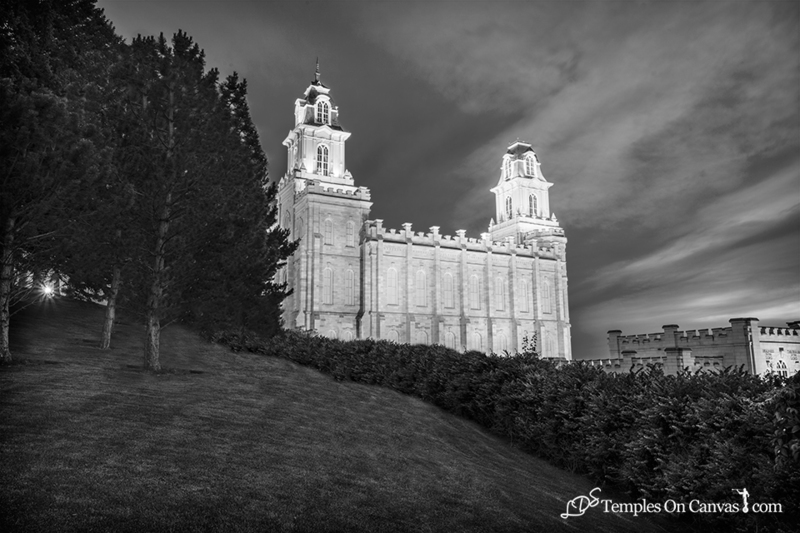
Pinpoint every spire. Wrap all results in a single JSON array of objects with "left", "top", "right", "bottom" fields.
[{"left": 315, "top": 57, "right": 320, "bottom": 83}]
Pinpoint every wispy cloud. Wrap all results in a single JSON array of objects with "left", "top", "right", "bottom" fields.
[
  {"left": 583, "top": 162, "right": 800, "bottom": 288},
  {"left": 357, "top": 1, "right": 799, "bottom": 226}
]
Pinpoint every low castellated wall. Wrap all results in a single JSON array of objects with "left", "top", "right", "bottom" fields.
[{"left": 583, "top": 319, "right": 800, "bottom": 376}]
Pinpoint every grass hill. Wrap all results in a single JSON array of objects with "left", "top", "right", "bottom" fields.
[{"left": 1, "top": 298, "right": 679, "bottom": 532}]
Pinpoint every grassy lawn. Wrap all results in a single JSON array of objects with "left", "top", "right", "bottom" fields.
[{"left": 1, "top": 299, "right": 679, "bottom": 532}]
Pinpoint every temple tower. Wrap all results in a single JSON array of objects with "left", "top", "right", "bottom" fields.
[{"left": 276, "top": 63, "right": 372, "bottom": 337}]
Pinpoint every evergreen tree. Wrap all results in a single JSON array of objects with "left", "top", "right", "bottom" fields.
[
  {"left": 58, "top": 47, "right": 144, "bottom": 350},
  {"left": 0, "top": 0, "right": 117, "bottom": 361},
  {"left": 122, "top": 33, "right": 296, "bottom": 370},
  {"left": 178, "top": 73, "right": 297, "bottom": 338},
  {"left": 2, "top": 4, "right": 297, "bottom": 365}
]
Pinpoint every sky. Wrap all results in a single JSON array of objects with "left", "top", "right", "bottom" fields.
[{"left": 97, "top": 0, "right": 800, "bottom": 358}]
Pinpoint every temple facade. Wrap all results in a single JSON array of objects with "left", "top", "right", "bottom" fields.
[{"left": 276, "top": 68, "right": 572, "bottom": 358}]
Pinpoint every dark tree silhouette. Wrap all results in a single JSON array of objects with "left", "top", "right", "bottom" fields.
[{"left": 0, "top": 0, "right": 118, "bottom": 361}]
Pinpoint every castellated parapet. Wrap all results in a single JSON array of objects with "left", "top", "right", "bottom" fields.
[
  {"left": 584, "top": 318, "right": 799, "bottom": 376},
  {"left": 275, "top": 69, "right": 572, "bottom": 359},
  {"left": 363, "top": 220, "right": 565, "bottom": 261}
]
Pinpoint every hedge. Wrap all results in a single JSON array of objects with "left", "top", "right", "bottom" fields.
[{"left": 214, "top": 329, "right": 800, "bottom": 532}]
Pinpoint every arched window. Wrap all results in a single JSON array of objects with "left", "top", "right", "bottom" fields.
[
  {"left": 444, "top": 331, "right": 456, "bottom": 350},
  {"left": 415, "top": 270, "right": 427, "bottom": 307},
  {"left": 443, "top": 272, "right": 454, "bottom": 308},
  {"left": 528, "top": 194, "right": 538, "bottom": 217},
  {"left": 346, "top": 221, "right": 355, "bottom": 247},
  {"left": 776, "top": 360, "right": 788, "bottom": 378},
  {"left": 546, "top": 332, "right": 556, "bottom": 357},
  {"left": 505, "top": 197, "right": 513, "bottom": 220},
  {"left": 323, "top": 219, "right": 333, "bottom": 245},
  {"left": 495, "top": 332, "right": 507, "bottom": 354},
  {"left": 520, "top": 278, "right": 530, "bottom": 313},
  {"left": 316, "top": 144, "right": 329, "bottom": 176},
  {"left": 345, "top": 269, "right": 355, "bottom": 306},
  {"left": 503, "top": 157, "right": 512, "bottom": 178},
  {"left": 525, "top": 154, "right": 535, "bottom": 176},
  {"left": 343, "top": 330, "right": 354, "bottom": 341},
  {"left": 472, "top": 332, "right": 483, "bottom": 352},
  {"left": 416, "top": 330, "right": 428, "bottom": 345},
  {"left": 326, "top": 329, "right": 337, "bottom": 339},
  {"left": 322, "top": 267, "right": 333, "bottom": 304},
  {"left": 387, "top": 330, "right": 399, "bottom": 343},
  {"left": 316, "top": 100, "right": 329, "bottom": 124},
  {"left": 387, "top": 268, "right": 398, "bottom": 305},
  {"left": 283, "top": 213, "right": 290, "bottom": 229},
  {"left": 469, "top": 274, "right": 481, "bottom": 310}
]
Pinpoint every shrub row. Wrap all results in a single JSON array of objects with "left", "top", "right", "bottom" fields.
[{"left": 215, "top": 330, "right": 800, "bottom": 532}]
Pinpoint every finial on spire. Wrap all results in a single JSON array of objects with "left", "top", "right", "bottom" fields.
[{"left": 315, "top": 57, "right": 320, "bottom": 83}]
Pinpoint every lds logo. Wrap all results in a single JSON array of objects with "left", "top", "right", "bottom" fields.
[{"left": 561, "top": 487, "right": 602, "bottom": 518}]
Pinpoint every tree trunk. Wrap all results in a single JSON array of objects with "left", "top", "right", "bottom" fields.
[
  {"left": 100, "top": 264, "right": 121, "bottom": 350},
  {"left": 1, "top": 216, "right": 16, "bottom": 362},
  {"left": 144, "top": 83, "right": 175, "bottom": 371},
  {"left": 144, "top": 192, "right": 170, "bottom": 371}
]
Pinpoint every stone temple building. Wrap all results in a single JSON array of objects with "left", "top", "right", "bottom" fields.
[
  {"left": 586, "top": 319, "right": 800, "bottom": 376},
  {"left": 276, "top": 68, "right": 572, "bottom": 358}
]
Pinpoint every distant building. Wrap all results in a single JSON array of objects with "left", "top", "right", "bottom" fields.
[
  {"left": 585, "top": 319, "right": 800, "bottom": 376},
  {"left": 275, "top": 66, "right": 572, "bottom": 358}
]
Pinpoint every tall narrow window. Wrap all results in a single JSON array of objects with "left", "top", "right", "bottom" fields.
[
  {"left": 322, "top": 267, "right": 333, "bottom": 304},
  {"left": 469, "top": 274, "right": 481, "bottom": 310},
  {"left": 387, "top": 268, "right": 398, "bottom": 305},
  {"left": 323, "top": 219, "right": 333, "bottom": 245},
  {"left": 503, "top": 157, "right": 512, "bottom": 178},
  {"left": 495, "top": 277, "right": 506, "bottom": 311},
  {"left": 525, "top": 154, "right": 535, "bottom": 176},
  {"left": 316, "top": 100, "right": 329, "bottom": 124},
  {"left": 520, "top": 279, "right": 530, "bottom": 313},
  {"left": 529, "top": 194, "right": 538, "bottom": 217},
  {"left": 345, "top": 269, "right": 355, "bottom": 306},
  {"left": 542, "top": 281, "right": 551, "bottom": 314},
  {"left": 443, "top": 272, "right": 454, "bottom": 308},
  {"left": 346, "top": 221, "right": 355, "bottom": 247},
  {"left": 776, "top": 360, "right": 788, "bottom": 378},
  {"left": 505, "top": 196, "right": 513, "bottom": 219},
  {"left": 415, "top": 270, "right": 427, "bottom": 307},
  {"left": 316, "top": 144, "right": 329, "bottom": 176}
]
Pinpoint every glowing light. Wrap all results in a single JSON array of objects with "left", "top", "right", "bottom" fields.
[{"left": 42, "top": 284, "right": 54, "bottom": 297}]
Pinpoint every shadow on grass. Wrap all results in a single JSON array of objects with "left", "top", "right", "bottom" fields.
[{"left": 1, "top": 298, "right": 688, "bottom": 533}]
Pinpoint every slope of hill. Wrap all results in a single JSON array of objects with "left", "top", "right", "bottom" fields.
[{"left": 1, "top": 299, "right": 679, "bottom": 532}]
